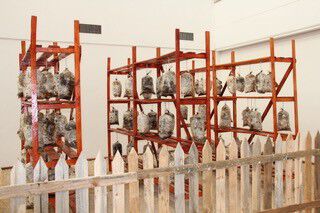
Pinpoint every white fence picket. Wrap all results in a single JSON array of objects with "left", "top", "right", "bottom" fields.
[
  {"left": 274, "top": 136, "right": 284, "bottom": 208},
  {"left": 188, "top": 143, "right": 199, "bottom": 213},
  {"left": 294, "top": 133, "right": 302, "bottom": 205},
  {"left": 229, "top": 140, "right": 239, "bottom": 213},
  {"left": 216, "top": 141, "right": 226, "bottom": 213},
  {"left": 252, "top": 138, "right": 261, "bottom": 212},
  {"left": 240, "top": 139, "right": 251, "bottom": 212},
  {"left": 33, "top": 157, "right": 48, "bottom": 213},
  {"left": 112, "top": 152, "right": 125, "bottom": 213},
  {"left": 75, "top": 153, "right": 89, "bottom": 213},
  {"left": 94, "top": 150, "right": 107, "bottom": 213},
  {"left": 143, "top": 146, "right": 155, "bottom": 213},
  {"left": 285, "top": 135, "right": 295, "bottom": 205},
  {"left": 174, "top": 143, "right": 185, "bottom": 213},
  {"left": 10, "top": 160, "right": 26, "bottom": 213},
  {"left": 55, "top": 155, "right": 69, "bottom": 213}
]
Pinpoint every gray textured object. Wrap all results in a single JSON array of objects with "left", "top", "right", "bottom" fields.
[
  {"left": 242, "top": 107, "right": 251, "bottom": 127},
  {"left": 255, "top": 71, "right": 268, "bottom": 93},
  {"left": 236, "top": 74, "right": 245, "bottom": 92},
  {"left": 42, "top": 71, "right": 56, "bottom": 99},
  {"left": 140, "top": 73, "right": 155, "bottom": 99},
  {"left": 127, "top": 140, "right": 134, "bottom": 154},
  {"left": 123, "top": 109, "right": 133, "bottom": 130},
  {"left": 181, "top": 72, "right": 194, "bottom": 97},
  {"left": 248, "top": 109, "right": 262, "bottom": 131},
  {"left": 138, "top": 112, "right": 150, "bottom": 134},
  {"left": 124, "top": 75, "right": 133, "bottom": 98},
  {"left": 159, "top": 110, "right": 175, "bottom": 139},
  {"left": 198, "top": 105, "right": 206, "bottom": 120},
  {"left": 219, "top": 104, "right": 232, "bottom": 128},
  {"left": 65, "top": 120, "right": 76, "bottom": 148},
  {"left": 112, "top": 141, "right": 122, "bottom": 156},
  {"left": 216, "top": 78, "right": 223, "bottom": 95},
  {"left": 54, "top": 68, "right": 74, "bottom": 100},
  {"left": 147, "top": 110, "right": 157, "bottom": 130},
  {"left": 190, "top": 113, "right": 206, "bottom": 143},
  {"left": 17, "top": 72, "right": 25, "bottom": 98},
  {"left": 195, "top": 78, "right": 205, "bottom": 96},
  {"left": 23, "top": 71, "right": 32, "bottom": 99},
  {"left": 244, "top": 72, "right": 256, "bottom": 93},
  {"left": 23, "top": 70, "right": 53, "bottom": 99},
  {"left": 109, "top": 107, "right": 119, "bottom": 125},
  {"left": 227, "top": 75, "right": 236, "bottom": 94},
  {"left": 277, "top": 108, "right": 291, "bottom": 131},
  {"left": 112, "top": 78, "right": 122, "bottom": 97},
  {"left": 156, "top": 69, "right": 176, "bottom": 98},
  {"left": 181, "top": 106, "right": 188, "bottom": 120},
  {"left": 41, "top": 112, "right": 56, "bottom": 146},
  {"left": 265, "top": 72, "right": 273, "bottom": 93},
  {"left": 19, "top": 113, "right": 32, "bottom": 148},
  {"left": 54, "top": 112, "right": 67, "bottom": 138}
]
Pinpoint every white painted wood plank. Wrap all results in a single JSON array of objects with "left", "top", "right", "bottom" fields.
[
  {"left": 10, "top": 160, "right": 26, "bottom": 213},
  {"left": 174, "top": 143, "right": 185, "bottom": 213},
  {"left": 274, "top": 136, "right": 283, "bottom": 208},
  {"left": 202, "top": 141, "right": 213, "bottom": 212},
  {"left": 55, "top": 155, "right": 69, "bottom": 213},
  {"left": 252, "top": 138, "right": 261, "bottom": 213},
  {"left": 285, "top": 135, "right": 295, "bottom": 206},
  {"left": 112, "top": 152, "right": 125, "bottom": 213},
  {"left": 293, "top": 133, "right": 301, "bottom": 205},
  {"left": 229, "top": 140, "right": 239, "bottom": 213},
  {"left": 240, "top": 139, "right": 251, "bottom": 213},
  {"left": 143, "top": 146, "right": 155, "bottom": 213},
  {"left": 158, "top": 146, "right": 170, "bottom": 213},
  {"left": 216, "top": 142, "right": 226, "bottom": 213},
  {"left": 188, "top": 143, "right": 199, "bottom": 213},
  {"left": 75, "top": 153, "right": 89, "bottom": 213},
  {"left": 94, "top": 150, "right": 107, "bottom": 213},
  {"left": 263, "top": 137, "right": 273, "bottom": 210},
  {"left": 33, "top": 157, "right": 48, "bottom": 213},
  {"left": 128, "top": 148, "right": 139, "bottom": 213}
]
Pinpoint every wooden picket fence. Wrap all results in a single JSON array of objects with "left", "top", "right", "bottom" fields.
[{"left": 1, "top": 132, "right": 320, "bottom": 212}]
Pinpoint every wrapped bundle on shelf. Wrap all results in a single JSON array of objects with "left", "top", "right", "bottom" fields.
[
  {"left": 147, "top": 110, "right": 157, "bottom": 130},
  {"left": 65, "top": 120, "right": 76, "bottom": 148},
  {"left": 248, "top": 109, "right": 262, "bottom": 131},
  {"left": 244, "top": 72, "right": 256, "bottom": 93},
  {"left": 112, "top": 78, "right": 122, "bottom": 97},
  {"left": 215, "top": 78, "right": 223, "bottom": 95},
  {"left": 255, "top": 71, "right": 268, "bottom": 93},
  {"left": 54, "top": 112, "right": 67, "bottom": 138},
  {"left": 241, "top": 107, "right": 251, "bottom": 127},
  {"left": 41, "top": 112, "right": 56, "bottom": 146},
  {"left": 109, "top": 107, "right": 119, "bottom": 125},
  {"left": 140, "top": 73, "right": 155, "bottom": 99},
  {"left": 195, "top": 78, "right": 205, "bottom": 96},
  {"left": 17, "top": 72, "right": 25, "bottom": 98},
  {"left": 23, "top": 70, "right": 54, "bottom": 99},
  {"left": 227, "top": 75, "right": 236, "bottom": 94},
  {"left": 54, "top": 68, "right": 75, "bottom": 100},
  {"left": 181, "top": 72, "right": 194, "bottom": 97},
  {"left": 123, "top": 109, "right": 133, "bottom": 130},
  {"left": 156, "top": 69, "right": 176, "bottom": 98},
  {"left": 236, "top": 74, "right": 245, "bottom": 92},
  {"left": 23, "top": 71, "right": 31, "bottom": 99},
  {"left": 265, "top": 72, "right": 273, "bottom": 93},
  {"left": 138, "top": 112, "right": 150, "bottom": 134},
  {"left": 159, "top": 110, "right": 175, "bottom": 139},
  {"left": 42, "top": 71, "right": 56, "bottom": 99},
  {"left": 112, "top": 141, "right": 123, "bottom": 156},
  {"left": 277, "top": 108, "right": 291, "bottom": 131},
  {"left": 124, "top": 74, "right": 133, "bottom": 98},
  {"left": 198, "top": 105, "right": 206, "bottom": 120},
  {"left": 190, "top": 113, "right": 206, "bottom": 143},
  {"left": 181, "top": 106, "right": 188, "bottom": 120},
  {"left": 219, "top": 104, "right": 232, "bottom": 128},
  {"left": 18, "top": 112, "right": 32, "bottom": 148}
]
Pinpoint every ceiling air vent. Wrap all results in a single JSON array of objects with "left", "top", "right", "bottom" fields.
[
  {"left": 180, "top": 32, "right": 194, "bottom": 41},
  {"left": 79, "top": 24, "right": 102, "bottom": 34}
]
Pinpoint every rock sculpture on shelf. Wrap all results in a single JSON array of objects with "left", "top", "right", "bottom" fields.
[
  {"left": 124, "top": 74, "right": 133, "bottom": 98},
  {"left": 54, "top": 68, "right": 75, "bottom": 100},
  {"left": 236, "top": 74, "right": 245, "bottom": 92},
  {"left": 109, "top": 107, "right": 119, "bottom": 125},
  {"left": 41, "top": 112, "right": 56, "bottom": 146},
  {"left": 255, "top": 71, "right": 268, "bottom": 93},
  {"left": 123, "top": 109, "right": 133, "bottom": 130},
  {"left": 219, "top": 104, "right": 232, "bottom": 128},
  {"left": 265, "top": 71, "right": 273, "bottom": 93},
  {"left": 156, "top": 68, "right": 176, "bottom": 98},
  {"left": 138, "top": 112, "right": 150, "bottom": 134},
  {"left": 241, "top": 107, "right": 251, "bottom": 127},
  {"left": 181, "top": 106, "right": 188, "bottom": 120},
  {"left": 215, "top": 78, "right": 223, "bottom": 95},
  {"left": 244, "top": 72, "right": 256, "bottom": 93},
  {"left": 198, "top": 105, "right": 206, "bottom": 120},
  {"left": 190, "top": 113, "right": 206, "bottom": 143},
  {"left": 54, "top": 112, "right": 67, "bottom": 138},
  {"left": 248, "top": 108, "right": 262, "bottom": 131},
  {"left": 140, "top": 72, "right": 155, "bottom": 99},
  {"left": 195, "top": 78, "right": 206, "bottom": 96},
  {"left": 159, "top": 110, "right": 175, "bottom": 139},
  {"left": 277, "top": 108, "right": 291, "bottom": 131},
  {"left": 65, "top": 120, "right": 76, "bottom": 148},
  {"left": 181, "top": 72, "right": 194, "bottom": 97},
  {"left": 147, "top": 110, "right": 157, "bottom": 130},
  {"left": 17, "top": 72, "right": 25, "bottom": 98},
  {"left": 112, "top": 78, "right": 122, "bottom": 97},
  {"left": 227, "top": 75, "right": 236, "bottom": 94}
]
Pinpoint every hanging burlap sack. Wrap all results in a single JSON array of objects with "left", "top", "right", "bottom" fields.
[
  {"left": 23, "top": 71, "right": 32, "bottom": 99},
  {"left": 18, "top": 112, "right": 32, "bottom": 148},
  {"left": 109, "top": 107, "right": 119, "bottom": 125},
  {"left": 265, "top": 72, "right": 273, "bottom": 93},
  {"left": 123, "top": 109, "right": 133, "bottom": 130},
  {"left": 124, "top": 74, "right": 133, "bottom": 98},
  {"left": 65, "top": 120, "right": 76, "bottom": 148},
  {"left": 181, "top": 72, "right": 194, "bottom": 97},
  {"left": 41, "top": 112, "right": 56, "bottom": 146},
  {"left": 236, "top": 74, "right": 245, "bottom": 92},
  {"left": 181, "top": 106, "right": 188, "bottom": 120},
  {"left": 242, "top": 107, "right": 251, "bottom": 127},
  {"left": 277, "top": 108, "right": 291, "bottom": 131},
  {"left": 195, "top": 78, "right": 206, "bottom": 96},
  {"left": 156, "top": 69, "right": 176, "bottom": 98},
  {"left": 255, "top": 71, "right": 268, "bottom": 93},
  {"left": 249, "top": 109, "right": 262, "bottom": 131},
  {"left": 112, "top": 141, "right": 123, "bottom": 156},
  {"left": 112, "top": 78, "right": 122, "bottom": 97},
  {"left": 140, "top": 73, "right": 155, "bottom": 99},
  {"left": 190, "top": 113, "right": 206, "bottom": 143},
  {"left": 159, "top": 110, "right": 175, "bottom": 139},
  {"left": 219, "top": 104, "right": 232, "bottom": 128},
  {"left": 227, "top": 75, "right": 236, "bottom": 94},
  {"left": 17, "top": 72, "right": 25, "bottom": 98},
  {"left": 198, "top": 105, "right": 206, "bottom": 120},
  {"left": 138, "top": 112, "right": 150, "bottom": 134},
  {"left": 147, "top": 110, "right": 157, "bottom": 130},
  {"left": 244, "top": 72, "right": 256, "bottom": 93},
  {"left": 42, "top": 71, "right": 56, "bottom": 99},
  {"left": 216, "top": 78, "right": 223, "bottom": 95},
  {"left": 54, "top": 112, "right": 67, "bottom": 138},
  {"left": 54, "top": 68, "right": 74, "bottom": 100}
]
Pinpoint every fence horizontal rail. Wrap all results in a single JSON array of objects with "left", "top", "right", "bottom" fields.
[
  {"left": 0, "top": 148, "right": 319, "bottom": 200},
  {"left": 259, "top": 199, "right": 320, "bottom": 213}
]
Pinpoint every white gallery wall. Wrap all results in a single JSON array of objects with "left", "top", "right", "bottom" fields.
[{"left": 0, "top": 0, "right": 214, "bottom": 167}]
